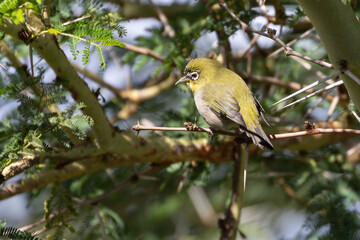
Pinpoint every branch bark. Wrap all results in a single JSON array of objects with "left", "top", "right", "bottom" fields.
[
  {"left": 0, "top": 134, "right": 233, "bottom": 201},
  {"left": 0, "top": 18, "right": 115, "bottom": 149}
]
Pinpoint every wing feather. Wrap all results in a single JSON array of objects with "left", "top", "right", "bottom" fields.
[{"left": 200, "top": 84, "right": 274, "bottom": 150}]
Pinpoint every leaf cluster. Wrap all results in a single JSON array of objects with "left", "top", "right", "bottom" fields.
[
  {"left": 0, "top": 71, "right": 93, "bottom": 170},
  {"left": 0, "top": 220, "right": 39, "bottom": 240},
  {"left": 49, "top": 1, "right": 126, "bottom": 69}
]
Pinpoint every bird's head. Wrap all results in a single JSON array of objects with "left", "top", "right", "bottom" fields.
[{"left": 175, "top": 58, "right": 222, "bottom": 93}]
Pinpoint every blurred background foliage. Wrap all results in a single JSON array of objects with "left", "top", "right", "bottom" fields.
[{"left": 0, "top": 0, "right": 360, "bottom": 239}]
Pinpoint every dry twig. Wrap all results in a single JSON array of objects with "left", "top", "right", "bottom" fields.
[
  {"left": 218, "top": 0, "right": 333, "bottom": 69},
  {"left": 133, "top": 123, "right": 360, "bottom": 139}
]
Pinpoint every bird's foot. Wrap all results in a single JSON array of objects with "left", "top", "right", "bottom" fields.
[{"left": 209, "top": 128, "right": 217, "bottom": 141}]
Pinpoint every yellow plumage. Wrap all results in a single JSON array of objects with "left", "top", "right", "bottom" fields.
[{"left": 176, "top": 58, "right": 273, "bottom": 150}]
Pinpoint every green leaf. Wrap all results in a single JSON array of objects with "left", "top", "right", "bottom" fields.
[
  {"left": 81, "top": 40, "right": 91, "bottom": 65},
  {"left": 96, "top": 46, "right": 105, "bottom": 69},
  {"left": 101, "top": 39, "right": 125, "bottom": 48}
]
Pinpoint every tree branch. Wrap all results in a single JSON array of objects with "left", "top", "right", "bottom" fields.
[
  {"left": 1, "top": 122, "right": 359, "bottom": 200},
  {"left": 148, "top": 0, "right": 175, "bottom": 38},
  {"left": 73, "top": 63, "right": 178, "bottom": 103},
  {"left": 219, "top": 143, "right": 247, "bottom": 240},
  {"left": 124, "top": 42, "right": 165, "bottom": 61},
  {"left": 218, "top": 0, "right": 333, "bottom": 69},
  {"left": 132, "top": 123, "right": 360, "bottom": 139},
  {"left": 0, "top": 134, "right": 233, "bottom": 201},
  {"left": 0, "top": 18, "right": 115, "bottom": 148}
]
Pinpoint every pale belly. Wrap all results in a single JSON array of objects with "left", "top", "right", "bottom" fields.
[{"left": 194, "top": 91, "right": 238, "bottom": 131}]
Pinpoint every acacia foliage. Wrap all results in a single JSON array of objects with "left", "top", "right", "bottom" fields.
[{"left": 0, "top": 0, "right": 360, "bottom": 239}]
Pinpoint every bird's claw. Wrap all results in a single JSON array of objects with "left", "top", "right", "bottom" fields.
[{"left": 209, "top": 128, "right": 216, "bottom": 141}]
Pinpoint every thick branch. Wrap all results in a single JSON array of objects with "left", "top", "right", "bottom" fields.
[
  {"left": 0, "top": 40, "right": 23, "bottom": 68},
  {"left": 219, "top": 143, "right": 246, "bottom": 240},
  {"left": 2, "top": 121, "right": 359, "bottom": 200},
  {"left": 0, "top": 134, "right": 233, "bottom": 201},
  {"left": 0, "top": 18, "right": 115, "bottom": 148},
  {"left": 117, "top": 74, "right": 177, "bottom": 103}
]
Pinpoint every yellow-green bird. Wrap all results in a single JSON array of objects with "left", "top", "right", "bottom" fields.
[{"left": 175, "top": 58, "right": 274, "bottom": 150}]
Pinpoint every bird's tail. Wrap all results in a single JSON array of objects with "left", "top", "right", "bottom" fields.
[{"left": 239, "top": 125, "right": 274, "bottom": 150}]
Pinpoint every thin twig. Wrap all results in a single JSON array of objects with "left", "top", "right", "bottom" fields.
[
  {"left": 304, "top": 96, "right": 326, "bottom": 119},
  {"left": 106, "top": 46, "right": 123, "bottom": 68},
  {"left": 327, "top": 90, "right": 339, "bottom": 121},
  {"left": 271, "top": 128, "right": 360, "bottom": 138},
  {"left": 0, "top": 62, "right": 6, "bottom": 69},
  {"left": 93, "top": 204, "right": 110, "bottom": 240},
  {"left": 247, "top": 171, "right": 294, "bottom": 179},
  {"left": 268, "top": 28, "right": 315, "bottom": 58},
  {"left": 124, "top": 42, "right": 164, "bottom": 61},
  {"left": 277, "top": 177, "right": 307, "bottom": 207},
  {"left": 72, "top": 63, "right": 119, "bottom": 92},
  {"left": 73, "top": 63, "right": 176, "bottom": 104},
  {"left": 241, "top": 34, "right": 261, "bottom": 59},
  {"left": 63, "top": 15, "right": 91, "bottom": 26},
  {"left": 256, "top": 0, "right": 269, "bottom": 16},
  {"left": 148, "top": 0, "right": 175, "bottom": 38},
  {"left": 218, "top": 0, "right": 333, "bottom": 69},
  {"left": 133, "top": 123, "right": 360, "bottom": 139}
]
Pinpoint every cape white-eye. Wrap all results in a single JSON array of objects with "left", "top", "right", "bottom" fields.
[{"left": 175, "top": 58, "right": 274, "bottom": 150}]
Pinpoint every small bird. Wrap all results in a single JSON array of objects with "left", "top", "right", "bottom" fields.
[{"left": 175, "top": 58, "right": 274, "bottom": 150}]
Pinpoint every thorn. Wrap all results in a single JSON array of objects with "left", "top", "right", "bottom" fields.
[
  {"left": 271, "top": 70, "right": 341, "bottom": 107},
  {"left": 278, "top": 80, "right": 343, "bottom": 110},
  {"left": 344, "top": 70, "right": 360, "bottom": 85}
]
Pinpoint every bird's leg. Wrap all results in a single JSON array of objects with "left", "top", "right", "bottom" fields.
[
  {"left": 209, "top": 127, "right": 217, "bottom": 141},
  {"left": 245, "top": 135, "right": 251, "bottom": 148}
]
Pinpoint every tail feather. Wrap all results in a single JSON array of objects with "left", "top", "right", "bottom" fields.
[
  {"left": 253, "top": 126, "right": 274, "bottom": 150},
  {"left": 239, "top": 125, "right": 274, "bottom": 150}
]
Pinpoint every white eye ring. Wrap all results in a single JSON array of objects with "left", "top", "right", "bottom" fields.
[{"left": 190, "top": 72, "right": 199, "bottom": 80}]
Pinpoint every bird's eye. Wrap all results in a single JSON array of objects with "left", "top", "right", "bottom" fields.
[{"left": 190, "top": 72, "right": 199, "bottom": 80}]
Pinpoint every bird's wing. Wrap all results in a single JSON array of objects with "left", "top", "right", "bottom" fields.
[
  {"left": 200, "top": 84, "right": 274, "bottom": 150},
  {"left": 254, "top": 96, "right": 270, "bottom": 126},
  {"left": 200, "top": 84, "right": 247, "bottom": 128}
]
